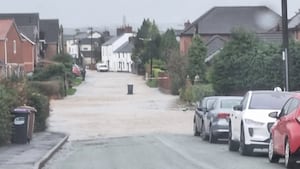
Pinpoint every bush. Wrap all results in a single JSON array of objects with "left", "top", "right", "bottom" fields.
[
  {"left": 180, "top": 84, "right": 215, "bottom": 103},
  {"left": 32, "top": 63, "right": 66, "bottom": 81},
  {"left": 29, "top": 80, "right": 64, "bottom": 99},
  {"left": 26, "top": 88, "right": 50, "bottom": 132},
  {"left": 0, "top": 85, "right": 18, "bottom": 145}
]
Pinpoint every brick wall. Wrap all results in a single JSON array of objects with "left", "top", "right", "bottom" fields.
[
  {"left": 158, "top": 72, "right": 171, "bottom": 94},
  {"left": 0, "top": 41, "right": 4, "bottom": 62},
  {"left": 6, "top": 24, "right": 23, "bottom": 64},
  {"left": 180, "top": 35, "right": 192, "bottom": 55},
  {"left": 45, "top": 44, "right": 58, "bottom": 59},
  {"left": 22, "top": 40, "right": 35, "bottom": 72}
]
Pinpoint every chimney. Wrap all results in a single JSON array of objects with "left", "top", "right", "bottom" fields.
[
  {"left": 117, "top": 26, "right": 133, "bottom": 36},
  {"left": 184, "top": 20, "right": 192, "bottom": 29}
]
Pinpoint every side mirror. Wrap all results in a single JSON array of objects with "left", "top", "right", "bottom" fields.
[
  {"left": 269, "top": 111, "right": 279, "bottom": 119},
  {"left": 233, "top": 105, "right": 242, "bottom": 111},
  {"left": 197, "top": 107, "right": 203, "bottom": 111}
]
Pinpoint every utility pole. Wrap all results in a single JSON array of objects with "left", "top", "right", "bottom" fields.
[
  {"left": 282, "top": 0, "right": 289, "bottom": 91},
  {"left": 89, "top": 27, "right": 93, "bottom": 65},
  {"left": 78, "top": 40, "right": 82, "bottom": 66}
]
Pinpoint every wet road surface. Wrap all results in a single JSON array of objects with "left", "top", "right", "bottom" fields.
[{"left": 44, "top": 71, "right": 299, "bottom": 169}]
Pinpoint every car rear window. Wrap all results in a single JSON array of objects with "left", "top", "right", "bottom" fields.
[
  {"left": 220, "top": 99, "right": 241, "bottom": 109},
  {"left": 249, "top": 92, "right": 293, "bottom": 109}
]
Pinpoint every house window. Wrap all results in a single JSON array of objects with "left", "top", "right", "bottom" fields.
[{"left": 13, "top": 40, "right": 16, "bottom": 54}]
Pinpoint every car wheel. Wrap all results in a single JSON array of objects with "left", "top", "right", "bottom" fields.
[
  {"left": 228, "top": 124, "right": 239, "bottom": 151},
  {"left": 200, "top": 123, "right": 208, "bottom": 141},
  {"left": 239, "top": 125, "right": 253, "bottom": 156},
  {"left": 285, "top": 140, "right": 295, "bottom": 168},
  {"left": 268, "top": 136, "right": 280, "bottom": 163},
  {"left": 193, "top": 119, "right": 200, "bottom": 136},
  {"left": 209, "top": 125, "right": 217, "bottom": 143}
]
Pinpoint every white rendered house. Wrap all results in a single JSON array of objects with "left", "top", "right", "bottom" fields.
[{"left": 101, "top": 33, "right": 134, "bottom": 72}]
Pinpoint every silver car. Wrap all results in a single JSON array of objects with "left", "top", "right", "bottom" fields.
[{"left": 201, "top": 96, "right": 242, "bottom": 143}]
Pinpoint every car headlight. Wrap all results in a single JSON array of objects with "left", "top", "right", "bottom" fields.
[{"left": 244, "top": 119, "right": 264, "bottom": 126}]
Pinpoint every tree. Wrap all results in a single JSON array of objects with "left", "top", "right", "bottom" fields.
[
  {"left": 160, "top": 29, "right": 179, "bottom": 62},
  {"left": 132, "top": 19, "right": 161, "bottom": 65},
  {"left": 288, "top": 40, "right": 300, "bottom": 91},
  {"left": 211, "top": 29, "right": 283, "bottom": 95},
  {"left": 167, "top": 50, "right": 188, "bottom": 95},
  {"left": 187, "top": 35, "right": 207, "bottom": 82}
]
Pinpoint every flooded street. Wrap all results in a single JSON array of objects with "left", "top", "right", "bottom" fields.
[
  {"left": 43, "top": 71, "right": 292, "bottom": 169},
  {"left": 47, "top": 71, "right": 193, "bottom": 141}
]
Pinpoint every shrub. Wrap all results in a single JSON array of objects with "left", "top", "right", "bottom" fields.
[
  {"left": 26, "top": 88, "right": 50, "bottom": 132},
  {"left": 29, "top": 80, "right": 64, "bottom": 99},
  {"left": 180, "top": 84, "right": 215, "bottom": 103},
  {"left": 0, "top": 85, "right": 18, "bottom": 145},
  {"left": 32, "top": 63, "right": 65, "bottom": 81}
]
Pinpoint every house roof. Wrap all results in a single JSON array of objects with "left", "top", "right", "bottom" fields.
[
  {"left": 102, "top": 36, "right": 120, "bottom": 46},
  {"left": 288, "top": 12, "right": 300, "bottom": 29},
  {"left": 205, "top": 35, "right": 227, "bottom": 58},
  {"left": 80, "top": 38, "right": 102, "bottom": 45},
  {"left": 0, "top": 13, "right": 39, "bottom": 27},
  {"left": 182, "top": 6, "right": 281, "bottom": 35},
  {"left": 204, "top": 33, "right": 282, "bottom": 63},
  {"left": 114, "top": 41, "right": 134, "bottom": 53},
  {"left": 0, "top": 19, "right": 13, "bottom": 40},
  {"left": 40, "top": 19, "right": 59, "bottom": 43},
  {"left": 18, "top": 25, "right": 36, "bottom": 41}
]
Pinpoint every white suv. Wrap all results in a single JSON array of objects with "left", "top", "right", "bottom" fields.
[{"left": 228, "top": 90, "right": 293, "bottom": 155}]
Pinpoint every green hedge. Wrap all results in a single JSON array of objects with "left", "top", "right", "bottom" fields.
[
  {"left": 0, "top": 85, "right": 18, "bottom": 145},
  {"left": 29, "top": 80, "right": 64, "bottom": 99},
  {"left": 26, "top": 88, "right": 50, "bottom": 132},
  {"left": 180, "top": 84, "right": 215, "bottom": 103}
]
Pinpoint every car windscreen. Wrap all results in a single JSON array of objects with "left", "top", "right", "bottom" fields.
[
  {"left": 220, "top": 99, "right": 241, "bottom": 109},
  {"left": 249, "top": 92, "right": 293, "bottom": 109}
]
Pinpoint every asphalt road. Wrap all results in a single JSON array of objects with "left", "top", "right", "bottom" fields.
[
  {"left": 44, "top": 71, "right": 299, "bottom": 169},
  {"left": 43, "top": 134, "right": 297, "bottom": 169}
]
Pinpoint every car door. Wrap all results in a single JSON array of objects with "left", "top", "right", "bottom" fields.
[
  {"left": 274, "top": 98, "right": 299, "bottom": 154},
  {"left": 195, "top": 99, "right": 206, "bottom": 130},
  {"left": 204, "top": 99, "right": 218, "bottom": 132},
  {"left": 202, "top": 98, "right": 217, "bottom": 134},
  {"left": 232, "top": 92, "right": 249, "bottom": 141}
]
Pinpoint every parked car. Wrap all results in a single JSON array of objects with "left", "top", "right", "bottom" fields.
[
  {"left": 72, "top": 64, "right": 81, "bottom": 76},
  {"left": 200, "top": 96, "right": 242, "bottom": 143},
  {"left": 193, "top": 96, "right": 217, "bottom": 137},
  {"left": 268, "top": 93, "right": 300, "bottom": 168},
  {"left": 228, "top": 90, "right": 294, "bottom": 156},
  {"left": 96, "top": 62, "right": 109, "bottom": 72}
]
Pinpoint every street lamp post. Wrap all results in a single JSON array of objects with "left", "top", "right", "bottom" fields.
[
  {"left": 282, "top": 0, "right": 289, "bottom": 91},
  {"left": 138, "top": 37, "right": 152, "bottom": 79}
]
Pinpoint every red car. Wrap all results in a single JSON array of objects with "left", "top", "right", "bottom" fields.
[{"left": 268, "top": 94, "right": 300, "bottom": 168}]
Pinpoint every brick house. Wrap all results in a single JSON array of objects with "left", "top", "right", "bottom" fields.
[
  {"left": 0, "top": 19, "right": 35, "bottom": 74},
  {"left": 39, "top": 19, "right": 60, "bottom": 59},
  {"left": 180, "top": 6, "right": 282, "bottom": 61},
  {"left": 0, "top": 13, "right": 40, "bottom": 65}
]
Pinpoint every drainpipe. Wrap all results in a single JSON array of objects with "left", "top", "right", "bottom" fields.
[
  {"left": 4, "top": 38, "right": 7, "bottom": 77},
  {"left": 4, "top": 38, "right": 7, "bottom": 64}
]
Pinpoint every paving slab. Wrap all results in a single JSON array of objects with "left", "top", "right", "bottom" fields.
[{"left": 0, "top": 132, "right": 68, "bottom": 169}]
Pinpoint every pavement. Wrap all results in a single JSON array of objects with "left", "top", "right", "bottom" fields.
[{"left": 0, "top": 132, "right": 68, "bottom": 169}]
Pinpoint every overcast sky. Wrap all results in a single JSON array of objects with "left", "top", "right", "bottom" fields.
[{"left": 0, "top": 0, "right": 300, "bottom": 29}]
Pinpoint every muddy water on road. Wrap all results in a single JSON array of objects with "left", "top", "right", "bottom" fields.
[{"left": 47, "top": 71, "right": 193, "bottom": 140}]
